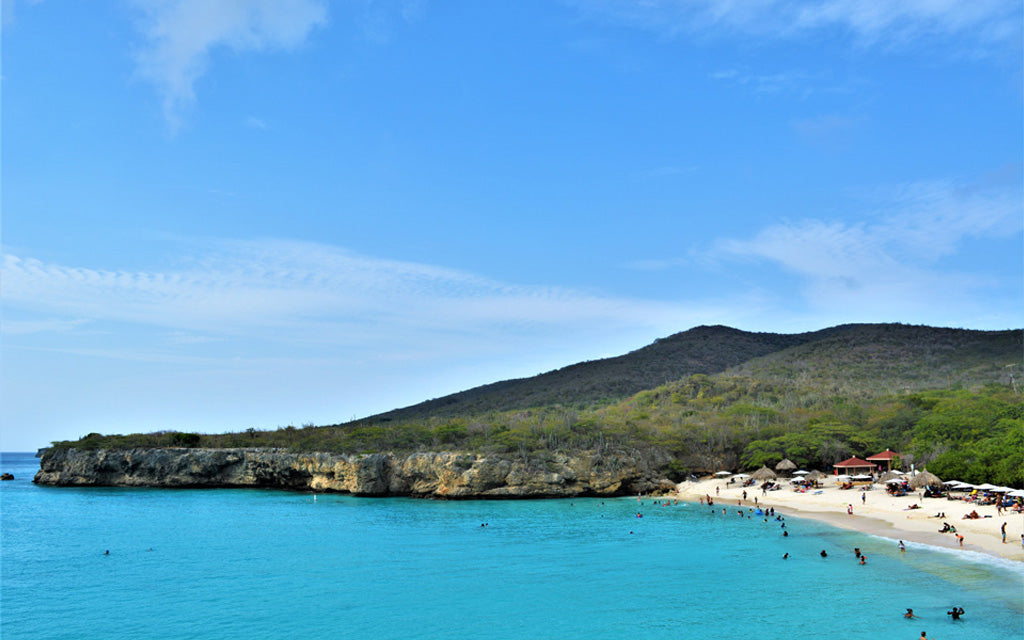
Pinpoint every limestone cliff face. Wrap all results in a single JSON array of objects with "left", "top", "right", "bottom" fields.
[{"left": 33, "top": 448, "right": 674, "bottom": 497}]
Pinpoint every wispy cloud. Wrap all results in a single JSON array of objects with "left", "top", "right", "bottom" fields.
[
  {"left": 2, "top": 240, "right": 710, "bottom": 352},
  {"left": 131, "top": 0, "right": 328, "bottom": 130},
  {"left": 571, "top": 0, "right": 1021, "bottom": 52},
  {"left": 244, "top": 116, "right": 268, "bottom": 130},
  {"left": 711, "top": 179, "right": 1023, "bottom": 319}
]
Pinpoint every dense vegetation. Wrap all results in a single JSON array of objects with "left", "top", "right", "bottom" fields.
[{"left": 51, "top": 324, "right": 1024, "bottom": 487}]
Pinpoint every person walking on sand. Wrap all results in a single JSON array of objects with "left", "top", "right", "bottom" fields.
[{"left": 1001, "top": 522, "right": 1007, "bottom": 543}]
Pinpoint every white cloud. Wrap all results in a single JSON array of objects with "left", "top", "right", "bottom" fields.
[
  {"left": 712, "top": 179, "right": 1023, "bottom": 318},
  {"left": 571, "top": 0, "right": 1020, "bottom": 51},
  {"left": 1, "top": 240, "right": 713, "bottom": 350},
  {"left": 132, "top": 0, "right": 327, "bottom": 129}
]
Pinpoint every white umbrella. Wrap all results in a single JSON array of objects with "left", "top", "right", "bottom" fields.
[
  {"left": 949, "top": 482, "right": 974, "bottom": 490},
  {"left": 715, "top": 471, "right": 731, "bottom": 476},
  {"left": 990, "top": 486, "right": 1013, "bottom": 493},
  {"left": 885, "top": 478, "right": 905, "bottom": 484},
  {"left": 943, "top": 479, "right": 963, "bottom": 485},
  {"left": 790, "top": 477, "right": 807, "bottom": 483},
  {"left": 852, "top": 474, "right": 873, "bottom": 480},
  {"left": 835, "top": 475, "right": 851, "bottom": 481},
  {"left": 793, "top": 470, "right": 810, "bottom": 476},
  {"left": 733, "top": 473, "right": 750, "bottom": 479},
  {"left": 1006, "top": 489, "right": 1024, "bottom": 498},
  {"left": 976, "top": 483, "right": 999, "bottom": 491}
]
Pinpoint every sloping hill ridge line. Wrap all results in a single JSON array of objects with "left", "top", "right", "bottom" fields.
[{"left": 359, "top": 323, "right": 1022, "bottom": 424}]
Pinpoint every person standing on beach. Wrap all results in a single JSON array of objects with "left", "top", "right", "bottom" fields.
[
  {"left": 1001, "top": 522, "right": 1007, "bottom": 543},
  {"left": 956, "top": 533, "right": 964, "bottom": 547}
]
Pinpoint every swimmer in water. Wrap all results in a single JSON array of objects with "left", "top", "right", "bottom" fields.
[
  {"left": 820, "top": 549, "right": 827, "bottom": 557},
  {"left": 904, "top": 609, "right": 916, "bottom": 619},
  {"left": 859, "top": 555, "right": 866, "bottom": 565},
  {"left": 947, "top": 607, "right": 964, "bottom": 620}
]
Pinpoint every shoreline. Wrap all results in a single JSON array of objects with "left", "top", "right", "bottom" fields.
[{"left": 674, "top": 477, "right": 1024, "bottom": 563}]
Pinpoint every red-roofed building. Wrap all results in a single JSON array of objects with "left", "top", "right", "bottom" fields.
[
  {"left": 866, "top": 449, "right": 901, "bottom": 471},
  {"left": 833, "top": 457, "right": 877, "bottom": 475}
]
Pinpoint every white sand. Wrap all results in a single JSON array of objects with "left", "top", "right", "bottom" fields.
[{"left": 673, "top": 477, "right": 1024, "bottom": 562}]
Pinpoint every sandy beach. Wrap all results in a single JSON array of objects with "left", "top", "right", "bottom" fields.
[{"left": 674, "top": 476, "right": 1024, "bottom": 562}]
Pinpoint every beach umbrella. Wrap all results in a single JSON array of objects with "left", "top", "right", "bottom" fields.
[
  {"left": 751, "top": 466, "right": 777, "bottom": 481},
  {"left": 909, "top": 470, "right": 943, "bottom": 489},
  {"left": 733, "top": 473, "right": 750, "bottom": 479},
  {"left": 793, "top": 470, "right": 810, "bottom": 476},
  {"left": 879, "top": 470, "right": 902, "bottom": 482},
  {"left": 775, "top": 459, "right": 797, "bottom": 473},
  {"left": 715, "top": 470, "right": 731, "bottom": 476},
  {"left": 852, "top": 474, "right": 873, "bottom": 480},
  {"left": 943, "top": 479, "right": 964, "bottom": 486},
  {"left": 885, "top": 478, "right": 905, "bottom": 484},
  {"left": 976, "top": 483, "right": 999, "bottom": 491},
  {"left": 1007, "top": 489, "right": 1024, "bottom": 498},
  {"left": 835, "top": 474, "right": 851, "bottom": 481},
  {"left": 991, "top": 486, "right": 1013, "bottom": 493}
]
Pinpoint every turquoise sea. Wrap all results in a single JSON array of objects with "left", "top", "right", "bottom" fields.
[{"left": 2, "top": 451, "right": 1022, "bottom": 639}]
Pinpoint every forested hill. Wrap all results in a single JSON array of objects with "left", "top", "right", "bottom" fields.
[{"left": 361, "top": 323, "right": 1022, "bottom": 424}]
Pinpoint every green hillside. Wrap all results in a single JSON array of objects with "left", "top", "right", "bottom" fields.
[
  {"left": 52, "top": 323, "right": 1024, "bottom": 486},
  {"left": 365, "top": 323, "right": 1020, "bottom": 423}
]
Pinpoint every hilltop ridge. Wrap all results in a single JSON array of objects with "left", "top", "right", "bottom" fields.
[{"left": 360, "top": 323, "right": 1020, "bottom": 424}]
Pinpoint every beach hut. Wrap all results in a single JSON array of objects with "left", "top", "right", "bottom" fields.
[
  {"left": 775, "top": 459, "right": 797, "bottom": 475},
  {"left": 833, "top": 457, "right": 876, "bottom": 476},
  {"left": 751, "top": 466, "right": 777, "bottom": 481},
  {"left": 866, "top": 448, "right": 901, "bottom": 472},
  {"left": 908, "top": 470, "right": 943, "bottom": 490}
]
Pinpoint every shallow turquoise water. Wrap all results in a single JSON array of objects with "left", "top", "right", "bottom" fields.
[{"left": 3, "top": 452, "right": 1022, "bottom": 639}]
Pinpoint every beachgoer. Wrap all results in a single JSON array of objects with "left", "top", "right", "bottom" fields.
[
  {"left": 859, "top": 555, "right": 866, "bottom": 565},
  {"left": 715, "top": 487, "right": 719, "bottom": 496},
  {"left": 898, "top": 540, "right": 906, "bottom": 552},
  {"left": 904, "top": 609, "right": 916, "bottom": 619},
  {"left": 920, "top": 632, "right": 929, "bottom": 640},
  {"left": 104, "top": 550, "right": 110, "bottom": 556},
  {"left": 782, "top": 553, "right": 789, "bottom": 559},
  {"left": 947, "top": 607, "right": 964, "bottom": 620},
  {"left": 861, "top": 492, "right": 866, "bottom": 505},
  {"left": 956, "top": 533, "right": 964, "bottom": 547},
  {"left": 1001, "top": 522, "right": 1007, "bottom": 543},
  {"left": 854, "top": 547, "right": 861, "bottom": 557},
  {"left": 820, "top": 549, "right": 827, "bottom": 557},
  {"left": 742, "top": 490, "right": 747, "bottom": 500},
  {"left": 783, "top": 530, "right": 788, "bottom": 537}
]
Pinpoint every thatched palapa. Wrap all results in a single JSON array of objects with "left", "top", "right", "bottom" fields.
[
  {"left": 909, "top": 470, "right": 943, "bottom": 489},
  {"left": 751, "top": 466, "right": 777, "bottom": 481},
  {"left": 775, "top": 458, "right": 797, "bottom": 473}
]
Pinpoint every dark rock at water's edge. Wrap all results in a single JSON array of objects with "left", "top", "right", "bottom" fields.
[
  {"left": 1, "top": 473, "right": 13, "bottom": 481},
  {"left": 32, "top": 447, "right": 673, "bottom": 498}
]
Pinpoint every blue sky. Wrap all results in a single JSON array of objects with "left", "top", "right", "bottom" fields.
[{"left": 2, "top": 0, "right": 1022, "bottom": 451}]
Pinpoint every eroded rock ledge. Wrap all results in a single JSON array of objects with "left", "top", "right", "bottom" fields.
[{"left": 33, "top": 447, "right": 674, "bottom": 498}]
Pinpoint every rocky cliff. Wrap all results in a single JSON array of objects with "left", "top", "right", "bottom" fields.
[{"left": 33, "top": 447, "right": 674, "bottom": 497}]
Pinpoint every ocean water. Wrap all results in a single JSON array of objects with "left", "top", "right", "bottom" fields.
[{"left": 2, "top": 451, "right": 1022, "bottom": 640}]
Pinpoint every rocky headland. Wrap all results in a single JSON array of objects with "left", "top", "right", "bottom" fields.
[{"left": 33, "top": 447, "right": 674, "bottom": 498}]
